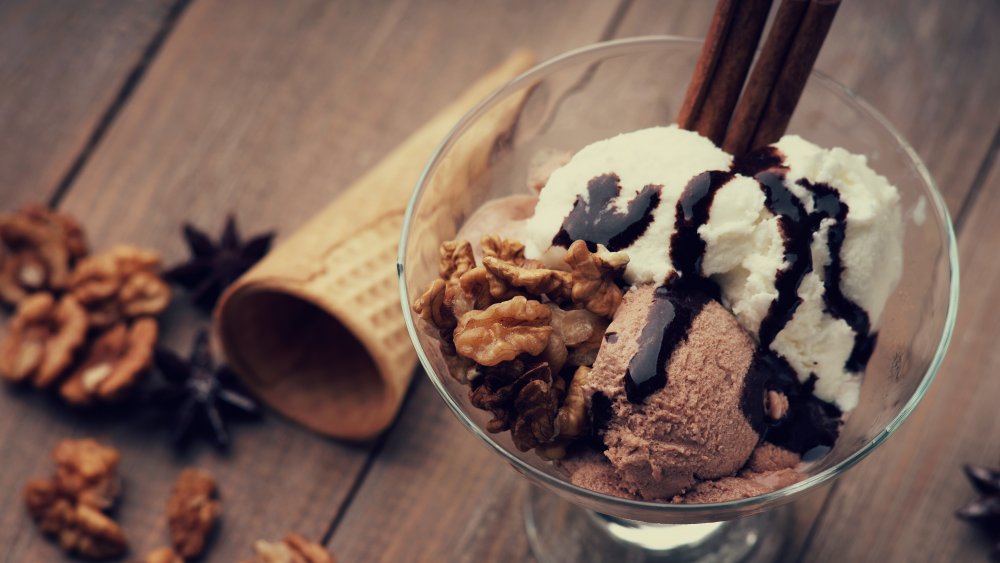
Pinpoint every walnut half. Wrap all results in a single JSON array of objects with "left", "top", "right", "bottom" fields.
[
  {"left": 139, "top": 547, "right": 184, "bottom": 563},
  {"left": 564, "top": 240, "right": 628, "bottom": 317},
  {"left": 0, "top": 293, "right": 88, "bottom": 388},
  {"left": 167, "top": 468, "right": 221, "bottom": 559},
  {"left": 453, "top": 296, "right": 552, "bottom": 366},
  {"left": 60, "top": 319, "right": 159, "bottom": 406},
  {"left": 242, "top": 533, "right": 337, "bottom": 563},
  {"left": 0, "top": 204, "right": 87, "bottom": 304},
  {"left": 69, "top": 245, "right": 171, "bottom": 329},
  {"left": 24, "top": 439, "right": 126, "bottom": 560}
]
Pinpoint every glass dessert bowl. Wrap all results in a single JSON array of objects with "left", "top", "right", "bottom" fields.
[{"left": 398, "top": 37, "right": 957, "bottom": 562}]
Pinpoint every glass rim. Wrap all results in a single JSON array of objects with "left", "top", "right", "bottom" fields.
[{"left": 396, "top": 35, "right": 960, "bottom": 513}]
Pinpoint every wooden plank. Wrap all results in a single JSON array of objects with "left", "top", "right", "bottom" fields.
[
  {"left": 0, "top": 0, "right": 627, "bottom": 561},
  {"left": 0, "top": 0, "right": 174, "bottom": 205},
  {"left": 331, "top": 380, "right": 537, "bottom": 562},
  {"left": 801, "top": 157, "right": 1000, "bottom": 563}
]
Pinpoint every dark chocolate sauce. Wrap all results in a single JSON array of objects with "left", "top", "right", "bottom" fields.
[
  {"left": 624, "top": 286, "right": 708, "bottom": 404},
  {"left": 753, "top": 353, "right": 843, "bottom": 454},
  {"left": 756, "top": 170, "right": 811, "bottom": 348},
  {"left": 553, "top": 149, "right": 869, "bottom": 453},
  {"left": 670, "top": 171, "right": 733, "bottom": 293},
  {"left": 798, "top": 180, "right": 877, "bottom": 371},
  {"left": 735, "top": 147, "right": 876, "bottom": 372},
  {"left": 730, "top": 146, "right": 873, "bottom": 452},
  {"left": 552, "top": 173, "right": 661, "bottom": 251},
  {"left": 732, "top": 146, "right": 785, "bottom": 177},
  {"left": 590, "top": 391, "right": 614, "bottom": 446}
]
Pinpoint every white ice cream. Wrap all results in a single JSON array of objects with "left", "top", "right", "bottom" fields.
[
  {"left": 524, "top": 126, "right": 732, "bottom": 282},
  {"left": 523, "top": 126, "right": 902, "bottom": 412}
]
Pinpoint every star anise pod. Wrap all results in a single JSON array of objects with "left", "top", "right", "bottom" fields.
[
  {"left": 957, "top": 464, "right": 1000, "bottom": 552},
  {"left": 152, "top": 329, "right": 260, "bottom": 449},
  {"left": 164, "top": 215, "right": 273, "bottom": 311}
]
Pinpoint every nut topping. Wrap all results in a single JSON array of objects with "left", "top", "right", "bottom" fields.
[
  {"left": 453, "top": 296, "right": 552, "bottom": 366},
  {"left": 564, "top": 240, "right": 628, "bottom": 317}
]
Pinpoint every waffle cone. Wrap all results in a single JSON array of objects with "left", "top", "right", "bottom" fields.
[{"left": 215, "top": 50, "right": 536, "bottom": 439}]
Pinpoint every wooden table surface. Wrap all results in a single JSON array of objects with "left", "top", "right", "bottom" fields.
[{"left": 0, "top": 1, "right": 997, "bottom": 561}]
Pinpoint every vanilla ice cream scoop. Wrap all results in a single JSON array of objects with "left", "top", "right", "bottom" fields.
[{"left": 523, "top": 126, "right": 902, "bottom": 413}]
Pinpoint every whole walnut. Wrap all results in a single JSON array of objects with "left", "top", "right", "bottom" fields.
[
  {"left": 167, "top": 469, "right": 221, "bottom": 559},
  {"left": 24, "top": 439, "right": 127, "bottom": 560},
  {"left": 0, "top": 204, "right": 87, "bottom": 304},
  {"left": 69, "top": 245, "right": 171, "bottom": 329},
  {"left": 60, "top": 319, "right": 158, "bottom": 406},
  {"left": 0, "top": 293, "right": 88, "bottom": 388},
  {"left": 453, "top": 297, "right": 552, "bottom": 366}
]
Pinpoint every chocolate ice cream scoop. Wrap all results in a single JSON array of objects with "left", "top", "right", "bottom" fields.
[{"left": 583, "top": 284, "right": 766, "bottom": 500}]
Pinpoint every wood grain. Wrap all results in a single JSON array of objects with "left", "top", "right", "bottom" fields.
[{"left": 0, "top": 0, "right": 173, "bottom": 206}]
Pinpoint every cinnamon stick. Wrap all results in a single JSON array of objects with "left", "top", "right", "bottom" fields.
[
  {"left": 677, "top": 0, "right": 773, "bottom": 145},
  {"left": 724, "top": 0, "right": 841, "bottom": 154}
]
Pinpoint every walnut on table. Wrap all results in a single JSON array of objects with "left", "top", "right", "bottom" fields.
[
  {"left": 24, "top": 439, "right": 126, "bottom": 560},
  {"left": 69, "top": 245, "right": 171, "bottom": 329},
  {"left": 60, "top": 318, "right": 158, "bottom": 406},
  {"left": 0, "top": 292, "right": 88, "bottom": 388},
  {"left": 167, "top": 468, "right": 221, "bottom": 559},
  {"left": 138, "top": 547, "right": 184, "bottom": 563},
  {"left": 0, "top": 204, "right": 88, "bottom": 305},
  {"left": 51, "top": 438, "right": 122, "bottom": 510},
  {"left": 242, "top": 533, "right": 337, "bottom": 563}
]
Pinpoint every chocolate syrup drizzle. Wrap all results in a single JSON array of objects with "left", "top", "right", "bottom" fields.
[
  {"left": 623, "top": 286, "right": 708, "bottom": 404},
  {"left": 621, "top": 172, "right": 735, "bottom": 405},
  {"left": 552, "top": 148, "right": 878, "bottom": 453},
  {"left": 671, "top": 171, "right": 733, "bottom": 296},
  {"left": 552, "top": 173, "right": 661, "bottom": 251},
  {"left": 755, "top": 171, "right": 811, "bottom": 348},
  {"left": 735, "top": 147, "right": 877, "bottom": 371},
  {"left": 800, "top": 180, "right": 877, "bottom": 371}
]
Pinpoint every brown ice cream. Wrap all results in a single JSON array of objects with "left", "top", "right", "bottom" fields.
[{"left": 557, "top": 284, "right": 803, "bottom": 501}]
